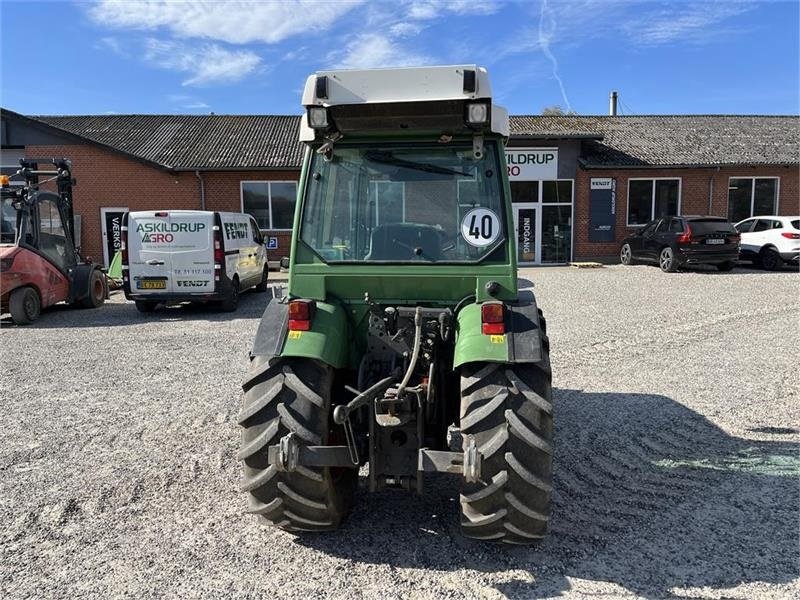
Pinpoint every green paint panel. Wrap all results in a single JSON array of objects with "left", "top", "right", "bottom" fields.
[
  {"left": 453, "top": 303, "right": 509, "bottom": 367},
  {"left": 280, "top": 300, "right": 349, "bottom": 368}
]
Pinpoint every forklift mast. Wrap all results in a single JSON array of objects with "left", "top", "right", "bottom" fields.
[{"left": 13, "top": 158, "right": 78, "bottom": 247}]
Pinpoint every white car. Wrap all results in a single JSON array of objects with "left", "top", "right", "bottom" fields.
[
  {"left": 735, "top": 215, "right": 800, "bottom": 270},
  {"left": 122, "top": 210, "right": 268, "bottom": 312}
]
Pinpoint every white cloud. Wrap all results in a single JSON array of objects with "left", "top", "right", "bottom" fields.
[
  {"left": 331, "top": 33, "right": 431, "bottom": 69},
  {"left": 389, "top": 22, "right": 425, "bottom": 37},
  {"left": 405, "top": 0, "right": 501, "bottom": 20},
  {"left": 538, "top": 0, "right": 571, "bottom": 111},
  {"left": 89, "top": 0, "right": 363, "bottom": 45},
  {"left": 95, "top": 36, "right": 127, "bottom": 56},
  {"left": 144, "top": 38, "right": 261, "bottom": 86},
  {"left": 622, "top": 3, "right": 753, "bottom": 45}
]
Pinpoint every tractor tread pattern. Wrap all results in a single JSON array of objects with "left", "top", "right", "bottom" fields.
[
  {"left": 459, "top": 345, "right": 553, "bottom": 544},
  {"left": 238, "top": 356, "right": 354, "bottom": 533}
]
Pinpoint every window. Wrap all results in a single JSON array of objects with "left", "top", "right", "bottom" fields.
[
  {"left": 727, "top": 177, "right": 778, "bottom": 222},
  {"left": 627, "top": 179, "right": 680, "bottom": 226},
  {"left": 299, "top": 141, "right": 506, "bottom": 263},
  {"left": 38, "top": 197, "right": 68, "bottom": 270},
  {"left": 542, "top": 180, "right": 572, "bottom": 203},
  {"left": 655, "top": 219, "right": 668, "bottom": 233},
  {"left": 735, "top": 219, "right": 755, "bottom": 233},
  {"left": 249, "top": 218, "right": 263, "bottom": 244},
  {"left": 510, "top": 181, "right": 538, "bottom": 203},
  {"left": 241, "top": 181, "right": 297, "bottom": 230},
  {"left": 669, "top": 218, "right": 684, "bottom": 233}
]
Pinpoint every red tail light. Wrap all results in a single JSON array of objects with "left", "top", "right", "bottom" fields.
[
  {"left": 781, "top": 232, "right": 800, "bottom": 239},
  {"left": 213, "top": 227, "right": 224, "bottom": 281},
  {"left": 677, "top": 225, "right": 693, "bottom": 244},
  {"left": 121, "top": 225, "right": 129, "bottom": 265},
  {"left": 481, "top": 302, "right": 505, "bottom": 335},
  {"left": 288, "top": 299, "right": 315, "bottom": 331}
]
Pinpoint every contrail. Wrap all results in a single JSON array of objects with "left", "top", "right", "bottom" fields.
[{"left": 539, "top": 0, "right": 572, "bottom": 111}]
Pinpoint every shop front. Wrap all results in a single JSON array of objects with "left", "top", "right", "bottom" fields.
[{"left": 506, "top": 147, "right": 574, "bottom": 265}]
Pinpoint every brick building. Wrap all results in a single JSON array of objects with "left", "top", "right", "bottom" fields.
[{"left": 1, "top": 109, "right": 797, "bottom": 265}]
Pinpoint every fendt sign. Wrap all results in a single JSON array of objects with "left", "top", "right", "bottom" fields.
[{"left": 506, "top": 148, "right": 558, "bottom": 181}]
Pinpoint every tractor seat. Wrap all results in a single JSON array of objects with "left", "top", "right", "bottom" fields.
[{"left": 365, "top": 223, "right": 443, "bottom": 261}]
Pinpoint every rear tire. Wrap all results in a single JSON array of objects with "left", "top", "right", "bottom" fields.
[
  {"left": 9, "top": 286, "right": 41, "bottom": 325},
  {"left": 221, "top": 277, "right": 240, "bottom": 312},
  {"left": 135, "top": 300, "right": 157, "bottom": 313},
  {"left": 760, "top": 247, "right": 782, "bottom": 271},
  {"left": 239, "top": 356, "right": 356, "bottom": 532},
  {"left": 254, "top": 267, "right": 269, "bottom": 292},
  {"left": 459, "top": 356, "right": 553, "bottom": 544},
  {"left": 80, "top": 269, "right": 106, "bottom": 308},
  {"left": 659, "top": 247, "right": 678, "bottom": 272}
]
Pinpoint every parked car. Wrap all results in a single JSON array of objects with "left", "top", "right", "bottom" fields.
[
  {"left": 122, "top": 210, "right": 268, "bottom": 313},
  {"left": 734, "top": 216, "right": 800, "bottom": 271},
  {"left": 619, "top": 216, "right": 740, "bottom": 273}
]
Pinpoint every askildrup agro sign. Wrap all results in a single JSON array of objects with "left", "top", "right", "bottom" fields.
[{"left": 505, "top": 148, "right": 558, "bottom": 181}]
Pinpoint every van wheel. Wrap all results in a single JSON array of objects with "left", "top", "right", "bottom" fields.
[
  {"left": 254, "top": 267, "right": 269, "bottom": 292},
  {"left": 9, "top": 286, "right": 41, "bottom": 325},
  {"left": 221, "top": 277, "right": 240, "bottom": 312},
  {"left": 135, "top": 300, "right": 157, "bottom": 313},
  {"left": 80, "top": 269, "right": 106, "bottom": 308}
]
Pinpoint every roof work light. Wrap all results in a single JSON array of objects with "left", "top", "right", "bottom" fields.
[
  {"left": 466, "top": 102, "right": 489, "bottom": 125},
  {"left": 307, "top": 107, "right": 329, "bottom": 129}
]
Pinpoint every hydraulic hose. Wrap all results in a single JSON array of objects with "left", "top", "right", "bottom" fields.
[{"left": 397, "top": 306, "right": 422, "bottom": 398}]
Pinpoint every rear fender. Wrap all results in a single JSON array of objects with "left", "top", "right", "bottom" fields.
[
  {"left": 250, "top": 297, "right": 349, "bottom": 369},
  {"left": 453, "top": 289, "right": 544, "bottom": 368}
]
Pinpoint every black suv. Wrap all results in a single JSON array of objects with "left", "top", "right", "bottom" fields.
[{"left": 620, "top": 216, "right": 740, "bottom": 272}]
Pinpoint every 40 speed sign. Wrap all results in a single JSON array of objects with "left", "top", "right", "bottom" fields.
[{"left": 461, "top": 208, "right": 501, "bottom": 247}]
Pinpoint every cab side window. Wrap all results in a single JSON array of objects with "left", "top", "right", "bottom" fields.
[{"left": 38, "top": 198, "right": 69, "bottom": 270}]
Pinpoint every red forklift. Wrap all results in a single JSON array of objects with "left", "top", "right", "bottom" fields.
[{"left": 1, "top": 158, "right": 106, "bottom": 325}]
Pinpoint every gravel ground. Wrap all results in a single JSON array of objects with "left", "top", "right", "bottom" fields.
[{"left": 1, "top": 264, "right": 798, "bottom": 599}]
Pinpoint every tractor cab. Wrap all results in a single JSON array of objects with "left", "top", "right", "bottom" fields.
[
  {"left": 239, "top": 66, "right": 553, "bottom": 544},
  {"left": 1, "top": 159, "right": 106, "bottom": 324}
]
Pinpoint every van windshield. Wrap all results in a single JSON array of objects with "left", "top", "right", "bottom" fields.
[{"left": 299, "top": 142, "right": 507, "bottom": 263}]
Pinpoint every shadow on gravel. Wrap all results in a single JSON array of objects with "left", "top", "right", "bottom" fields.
[
  {"left": 0, "top": 288, "right": 277, "bottom": 328},
  {"left": 296, "top": 388, "right": 799, "bottom": 599}
]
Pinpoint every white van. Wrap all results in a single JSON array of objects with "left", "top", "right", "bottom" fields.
[{"left": 121, "top": 210, "right": 268, "bottom": 312}]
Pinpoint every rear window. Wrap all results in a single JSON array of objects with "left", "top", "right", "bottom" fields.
[
  {"left": 791, "top": 220, "right": 800, "bottom": 230},
  {"left": 688, "top": 219, "right": 735, "bottom": 234}
]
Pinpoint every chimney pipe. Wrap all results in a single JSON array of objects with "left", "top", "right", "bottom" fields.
[{"left": 609, "top": 91, "right": 618, "bottom": 116}]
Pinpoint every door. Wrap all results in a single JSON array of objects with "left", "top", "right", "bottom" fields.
[
  {"left": 100, "top": 207, "right": 128, "bottom": 267},
  {"left": 540, "top": 204, "right": 572, "bottom": 263},
  {"left": 249, "top": 218, "right": 266, "bottom": 282},
  {"left": 127, "top": 212, "right": 174, "bottom": 294},
  {"left": 169, "top": 212, "right": 215, "bottom": 294},
  {"left": 513, "top": 204, "right": 538, "bottom": 265},
  {"left": 642, "top": 219, "right": 667, "bottom": 260}
]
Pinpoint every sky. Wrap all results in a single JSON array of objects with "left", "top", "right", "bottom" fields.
[{"left": 1, "top": 0, "right": 798, "bottom": 117}]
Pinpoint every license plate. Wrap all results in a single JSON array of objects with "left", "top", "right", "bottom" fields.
[
  {"left": 706, "top": 238, "right": 724, "bottom": 245},
  {"left": 137, "top": 280, "right": 166, "bottom": 289}
]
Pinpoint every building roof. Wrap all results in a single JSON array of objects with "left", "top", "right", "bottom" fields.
[
  {"left": 511, "top": 115, "right": 799, "bottom": 168},
  {"left": 33, "top": 114, "right": 304, "bottom": 171},
  {"left": 18, "top": 112, "right": 800, "bottom": 171}
]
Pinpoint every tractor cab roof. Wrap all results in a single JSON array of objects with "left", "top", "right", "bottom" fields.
[{"left": 299, "top": 65, "right": 509, "bottom": 143}]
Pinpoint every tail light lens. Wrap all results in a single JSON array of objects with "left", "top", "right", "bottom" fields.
[
  {"left": 481, "top": 302, "right": 505, "bottom": 335},
  {"left": 288, "top": 299, "right": 315, "bottom": 331},
  {"left": 121, "top": 225, "right": 129, "bottom": 265},
  {"left": 677, "top": 225, "right": 693, "bottom": 245},
  {"left": 213, "top": 226, "right": 224, "bottom": 281},
  {"left": 781, "top": 232, "right": 800, "bottom": 239}
]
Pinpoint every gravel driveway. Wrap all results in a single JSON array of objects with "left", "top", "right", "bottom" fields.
[{"left": 2, "top": 265, "right": 798, "bottom": 599}]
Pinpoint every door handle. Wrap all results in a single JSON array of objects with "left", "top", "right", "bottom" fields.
[{"left": 146, "top": 259, "right": 165, "bottom": 266}]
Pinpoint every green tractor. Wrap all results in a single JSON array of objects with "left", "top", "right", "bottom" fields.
[{"left": 238, "top": 65, "right": 552, "bottom": 544}]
